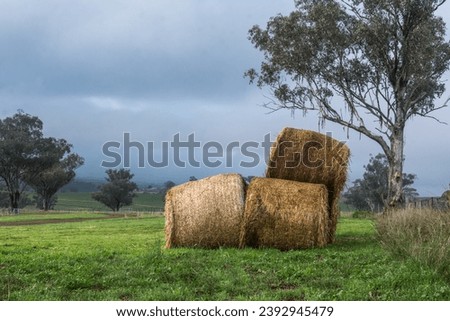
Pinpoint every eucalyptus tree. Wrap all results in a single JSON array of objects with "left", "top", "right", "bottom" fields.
[
  {"left": 0, "top": 111, "right": 78, "bottom": 213},
  {"left": 246, "top": 0, "right": 450, "bottom": 208}
]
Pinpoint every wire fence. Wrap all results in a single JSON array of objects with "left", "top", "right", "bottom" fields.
[{"left": 406, "top": 198, "right": 449, "bottom": 211}]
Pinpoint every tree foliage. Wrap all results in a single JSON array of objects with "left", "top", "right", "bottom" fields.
[
  {"left": 0, "top": 184, "right": 31, "bottom": 209},
  {"left": 344, "top": 153, "right": 418, "bottom": 211},
  {"left": 162, "top": 180, "right": 176, "bottom": 193},
  {"left": 26, "top": 153, "right": 84, "bottom": 211},
  {"left": 92, "top": 169, "right": 138, "bottom": 212},
  {"left": 246, "top": 0, "right": 450, "bottom": 208},
  {"left": 0, "top": 187, "right": 8, "bottom": 208}
]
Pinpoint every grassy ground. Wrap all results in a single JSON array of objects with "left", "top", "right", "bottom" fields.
[
  {"left": 0, "top": 212, "right": 110, "bottom": 223},
  {"left": 0, "top": 214, "right": 448, "bottom": 301}
]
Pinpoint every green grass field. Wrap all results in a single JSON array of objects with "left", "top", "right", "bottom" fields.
[
  {"left": 0, "top": 212, "right": 111, "bottom": 223},
  {"left": 0, "top": 214, "right": 448, "bottom": 301},
  {"left": 52, "top": 192, "right": 164, "bottom": 212}
]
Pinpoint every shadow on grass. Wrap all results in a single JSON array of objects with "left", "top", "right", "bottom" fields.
[{"left": 331, "top": 235, "right": 378, "bottom": 251}]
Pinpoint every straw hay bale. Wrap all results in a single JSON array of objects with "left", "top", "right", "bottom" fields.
[
  {"left": 165, "top": 173, "right": 246, "bottom": 249},
  {"left": 266, "top": 128, "right": 350, "bottom": 243},
  {"left": 239, "top": 178, "right": 329, "bottom": 250}
]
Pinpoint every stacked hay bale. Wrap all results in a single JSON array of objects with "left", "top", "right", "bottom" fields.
[
  {"left": 164, "top": 173, "right": 246, "bottom": 249},
  {"left": 239, "top": 178, "right": 329, "bottom": 250},
  {"left": 163, "top": 128, "right": 349, "bottom": 250},
  {"left": 265, "top": 128, "right": 350, "bottom": 244}
]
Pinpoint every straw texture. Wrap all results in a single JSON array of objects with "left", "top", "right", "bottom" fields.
[
  {"left": 266, "top": 128, "right": 350, "bottom": 243},
  {"left": 165, "top": 173, "right": 246, "bottom": 248},
  {"left": 240, "top": 178, "right": 329, "bottom": 250}
]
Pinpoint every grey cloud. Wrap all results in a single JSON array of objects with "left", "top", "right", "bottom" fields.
[
  {"left": 1, "top": 0, "right": 449, "bottom": 196},
  {"left": 0, "top": 0, "right": 293, "bottom": 100}
]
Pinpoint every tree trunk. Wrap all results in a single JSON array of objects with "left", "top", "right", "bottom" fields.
[
  {"left": 9, "top": 190, "right": 20, "bottom": 214},
  {"left": 387, "top": 127, "right": 405, "bottom": 210},
  {"left": 43, "top": 198, "right": 49, "bottom": 211}
]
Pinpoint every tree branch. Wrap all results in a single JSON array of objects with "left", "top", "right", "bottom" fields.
[
  {"left": 433, "top": 0, "right": 447, "bottom": 11},
  {"left": 318, "top": 99, "right": 391, "bottom": 156}
]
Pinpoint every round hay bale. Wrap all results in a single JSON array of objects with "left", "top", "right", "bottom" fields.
[
  {"left": 239, "top": 178, "right": 329, "bottom": 250},
  {"left": 164, "top": 173, "right": 246, "bottom": 249},
  {"left": 265, "top": 127, "right": 350, "bottom": 243}
]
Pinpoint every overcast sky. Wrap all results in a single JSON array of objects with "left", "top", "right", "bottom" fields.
[{"left": 1, "top": 0, "right": 450, "bottom": 196}]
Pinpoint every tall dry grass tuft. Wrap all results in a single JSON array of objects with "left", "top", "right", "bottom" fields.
[{"left": 376, "top": 209, "right": 450, "bottom": 281}]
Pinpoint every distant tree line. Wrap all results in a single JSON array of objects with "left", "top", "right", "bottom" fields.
[
  {"left": 0, "top": 111, "right": 84, "bottom": 212},
  {"left": 344, "top": 154, "right": 418, "bottom": 212},
  {"left": 0, "top": 111, "right": 260, "bottom": 214}
]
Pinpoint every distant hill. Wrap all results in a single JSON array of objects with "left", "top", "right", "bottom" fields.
[
  {"left": 60, "top": 179, "right": 103, "bottom": 193},
  {"left": 54, "top": 191, "right": 164, "bottom": 212},
  {"left": 60, "top": 178, "right": 166, "bottom": 193}
]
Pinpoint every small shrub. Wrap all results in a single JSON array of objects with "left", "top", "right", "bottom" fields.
[
  {"left": 376, "top": 209, "right": 450, "bottom": 281},
  {"left": 352, "top": 210, "right": 374, "bottom": 219}
]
